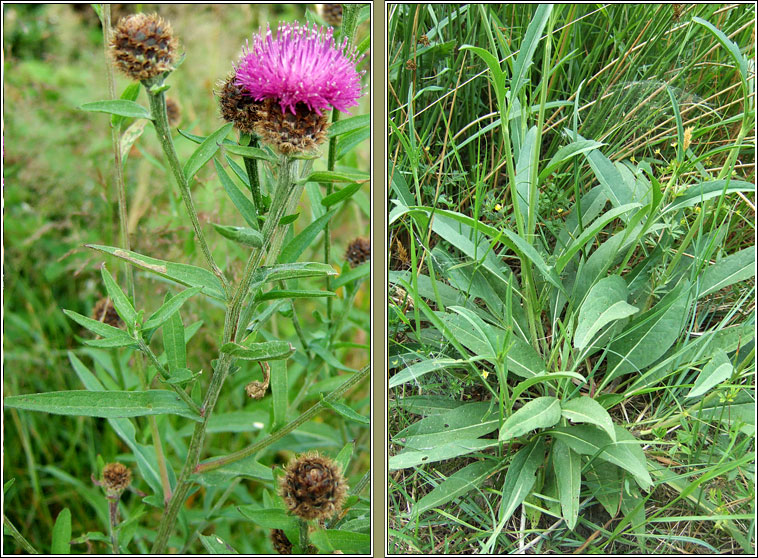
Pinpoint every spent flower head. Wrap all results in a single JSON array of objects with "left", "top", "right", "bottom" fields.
[
  {"left": 279, "top": 452, "right": 347, "bottom": 521},
  {"left": 109, "top": 13, "right": 178, "bottom": 82},
  {"left": 235, "top": 22, "right": 364, "bottom": 116}
]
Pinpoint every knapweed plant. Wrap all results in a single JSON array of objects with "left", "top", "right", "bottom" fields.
[
  {"left": 388, "top": 4, "right": 754, "bottom": 554},
  {"left": 4, "top": 4, "right": 371, "bottom": 554}
]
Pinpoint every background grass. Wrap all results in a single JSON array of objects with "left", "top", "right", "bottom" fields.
[
  {"left": 3, "top": 4, "right": 370, "bottom": 554},
  {"left": 388, "top": 3, "right": 754, "bottom": 554}
]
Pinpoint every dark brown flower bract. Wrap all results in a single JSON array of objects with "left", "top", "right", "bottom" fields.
[
  {"left": 109, "top": 13, "right": 178, "bottom": 81},
  {"left": 217, "top": 73, "right": 263, "bottom": 135},
  {"left": 255, "top": 99, "right": 330, "bottom": 155},
  {"left": 318, "top": 4, "right": 343, "bottom": 27},
  {"left": 279, "top": 452, "right": 347, "bottom": 521},
  {"left": 270, "top": 529, "right": 293, "bottom": 554},
  {"left": 345, "top": 237, "right": 371, "bottom": 267}
]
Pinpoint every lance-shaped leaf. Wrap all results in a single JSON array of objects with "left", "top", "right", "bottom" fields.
[
  {"left": 212, "top": 224, "right": 264, "bottom": 248},
  {"left": 252, "top": 262, "right": 338, "bottom": 284},
  {"left": 220, "top": 340, "right": 295, "bottom": 361},
  {"left": 87, "top": 245, "right": 226, "bottom": 301},
  {"left": 310, "top": 530, "right": 370, "bottom": 555},
  {"left": 389, "top": 439, "right": 498, "bottom": 470},
  {"left": 552, "top": 438, "right": 581, "bottom": 530},
  {"left": 3, "top": 390, "right": 201, "bottom": 421},
  {"left": 223, "top": 143, "right": 278, "bottom": 163},
  {"left": 183, "top": 123, "right": 233, "bottom": 181},
  {"left": 143, "top": 286, "right": 202, "bottom": 332},
  {"left": 686, "top": 349, "right": 734, "bottom": 399},
  {"left": 548, "top": 425, "right": 652, "bottom": 491},
  {"left": 214, "top": 159, "right": 258, "bottom": 228},
  {"left": 80, "top": 99, "right": 152, "bottom": 120},
  {"left": 100, "top": 265, "right": 138, "bottom": 328},
  {"left": 254, "top": 289, "right": 335, "bottom": 302},
  {"left": 561, "top": 396, "right": 616, "bottom": 442},
  {"left": 321, "top": 182, "right": 363, "bottom": 207},
  {"left": 411, "top": 459, "right": 503, "bottom": 518},
  {"left": 497, "top": 438, "right": 546, "bottom": 528},
  {"left": 300, "top": 170, "right": 370, "bottom": 184},
  {"left": 574, "top": 276, "right": 638, "bottom": 350},
  {"left": 279, "top": 209, "right": 338, "bottom": 264},
  {"left": 499, "top": 397, "right": 561, "bottom": 441},
  {"left": 63, "top": 309, "right": 138, "bottom": 349}
]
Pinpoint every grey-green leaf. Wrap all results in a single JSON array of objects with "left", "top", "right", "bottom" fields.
[
  {"left": 212, "top": 223, "right": 264, "bottom": 248},
  {"left": 552, "top": 439, "right": 580, "bottom": 530},
  {"left": 412, "top": 460, "right": 502, "bottom": 518},
  {"left": 388, "top": 439, "right": 498, "bottom": 470},
  {"left": 561, "top": 396, "right": 616, "bottom": 442},
  {"left": 499, "top": 396, "right": 561, "bottom": 441},
  {"left": 223, "top": 143, "right": 278, "bottom": 163},
  {"left": 697, "top": 246, "right": 755, "bottom": 299},
  {"left": 574, "top": 276, "right": 638, "bottom": 350},
  {"left": 3, "top": 390, "right": 201, "bottom": 421},
  {"left": 396, "top": 401, "right": 499, "bottom": 449},
  {"left": 310, "top": 530, "right": 370, "bottom": 555},
  {"left": 497, "top": 438, "right": 546, "bottom": 529},
  {"left": 686, "top": 349, "right": 734, "bottom": 399}
]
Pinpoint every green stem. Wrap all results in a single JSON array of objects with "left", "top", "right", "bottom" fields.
[
  {"left": 152, "top": 156, "right": 304, "bottom": 553},
  {"left": 108, "top": 498, "right": 120, "bottom": 554},
  {"left": 144, "top": 81, "right": 229, "bottom": 297},
  {"left": 299, "top": 519, "right": 310, "bottom": 553},
  {"left": 138, "top": 339, "right": 203, "bottom": 416},
  {"left": 194, "top": 365, "right": 369, "bottom": 474}
]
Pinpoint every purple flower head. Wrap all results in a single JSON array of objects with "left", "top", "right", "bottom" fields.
[{"left": 235, "top": 22, "right": 364, "bottom": 116}]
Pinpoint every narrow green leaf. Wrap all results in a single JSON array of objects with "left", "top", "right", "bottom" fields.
[
  {"left": 332, "top": 261, "right": 370, "bottom": 289},
  {"left": 412, "top": 460, "right": 502, "bottom": 518},
  {"left": 510, "top": 371, "right": 586, "bottom": 402},
  {"left": 334, "top": 441, "right": 355, "bottom": 474},
  {"left": 574, "top": 276, "right": 639, "bottom": 349},
  {"left": 388, "top": 439, "right": 498, "bottom": 470},
  {"left": 322, "top": 399, "right": 370, "bottom": 425},
  {"left": 51, "top": 508, "right": 72, "bottom": 554},
  {"left": 561, "top": 396, "right": 616, "bottom": 442},
  {"left": 100, "top": 265, "right": 137, "bottom": 328},
  {"left": 212, "top": 223, "right": 264, "bottom": 248},
  {"left": 509, "top": 4, "right": 552, "bottom": 98},
  {"left": 223, "top": 143, "right": 278, "bottom": 163},
  {"left": 497, "top": 438, "right": 546, "bottom": 527},
  {"left": 279, "top": 209, "right": 337, "bottom": 263},
  {"left": 548, "top": 425, "right": 652, "bottom": 491},
  {"left": 254, "top": 289, "right": 335, "bottom": 302},
  {"left": 143, "top": 286, "right": 202, "bottom": 331},
  {"left": 607, "top": 281, "right": 691, "bottom": 379},
  {"left": 111, "top": 82, "right": 141, "bottom": 128},
  {"left": 199, "top": 534, "right": 239, "bottom": 554},
  {"left": 220, "top": 341, "right": 295, "bottom": 361},
  {"left": 320, "top": 182, "right": 363, "bottom": 207},
  {"left": 87, "top": 244, "right": 226, "bottom": 301},
  {"left": 80, "top": 100, "right": 152, "bottom": 120},
  {"left": 4, "top": 390, "right": 201, "bottom": 421},
  {"left": 389, "top": 358, "right": 474, "bottom": 389},
  {"left": 663, "top": 180, "right": 754, "bottom": 214},
  {"left": 270, "top": 360, "right": 288, "bottom": 430},
  {"left": 552, "top": 439, "right": 580, "bottom": 530},
  {"left": 162, "top": 293, "right": 186, "bottom": 370},
  {"left": 254, "top": 262, "right": 338, "bottom": 284},
  {"left": 396, "top": 401, "right": 498, "bottom": 449},
  {"left": 499, "top": 397, "right": 561, "bottom": 441},
  {"left": 327, "top": 114, "right": 370, "bottom": 137},
  {"left": 301, "top": 170, "right": 370, "bottom": 184},
  {"left": 236, "top": 507, "right": 298, "bottom": 532},
  {"left": 697, "top": 246, "right": 755, "bottom": 299},
  {"left": 63, "top": 309, "right": 131, "bottom": 341},
  {"left": 183, "top": 123, "right": 233, "bottom": 182},
  {"left": 686, "top": 350, "right": 734, "bottom": 398},
  {"left": 310, "top": 530, "right": 370, "bottom": 555},
  {"left": 692, "top": 17, "right": 748, "bottom": 98},
  {"left": 214, "top": 159, "right": 258, "bottom": 228}
]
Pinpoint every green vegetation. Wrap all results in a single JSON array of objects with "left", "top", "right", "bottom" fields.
[
  {"left": 388, "top": 4, "right": 754, "bottom": 554},
  {"left": 3, "top": 4, "right": 370, "bottom": 554}
]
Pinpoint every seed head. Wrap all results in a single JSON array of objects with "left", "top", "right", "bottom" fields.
[
  {"left": 279, "top": 452, "right": 347, "bottom": 521},
  {"left": 92, "top": 297, "right": 123, "bottom": 328},
  {"left": 317, "top": 4, "right": 343, "bottom": 27},
  {"left": 102, "top": 462, "right": 132, "bottom": 497},
  {"left": 345, "top": 237, "right": 371, "bottom": 267},
  {"left": 217, "top": 72, "right": 263, "bottom": 135},
  {"left": 109, "top": 13, "right": 178, "bottom": 82},
  {"left": 270, "top": 529, "right": 293, "bottom": 554}
]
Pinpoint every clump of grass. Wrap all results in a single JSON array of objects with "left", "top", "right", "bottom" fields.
[{"left": 388, "top": 4, "right": 754, "bottom": 554}]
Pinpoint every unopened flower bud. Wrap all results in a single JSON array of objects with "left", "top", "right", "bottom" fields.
[
  {"left": 279, "top": 452, "right": 347, "bottom": 521},
  {"left": 102, "top": 462, "right": 132, "bottom": 498}
]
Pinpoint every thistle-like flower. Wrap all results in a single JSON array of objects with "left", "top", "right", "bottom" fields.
[
  {"left": 233, "top": 22, "right": 364, "bottom": 154},
  {"left": 279, "top": 452, "right": 348, "bottom": 521},
  {"left": 109, "top": 13, "right": 178, "bottom": 82}
]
